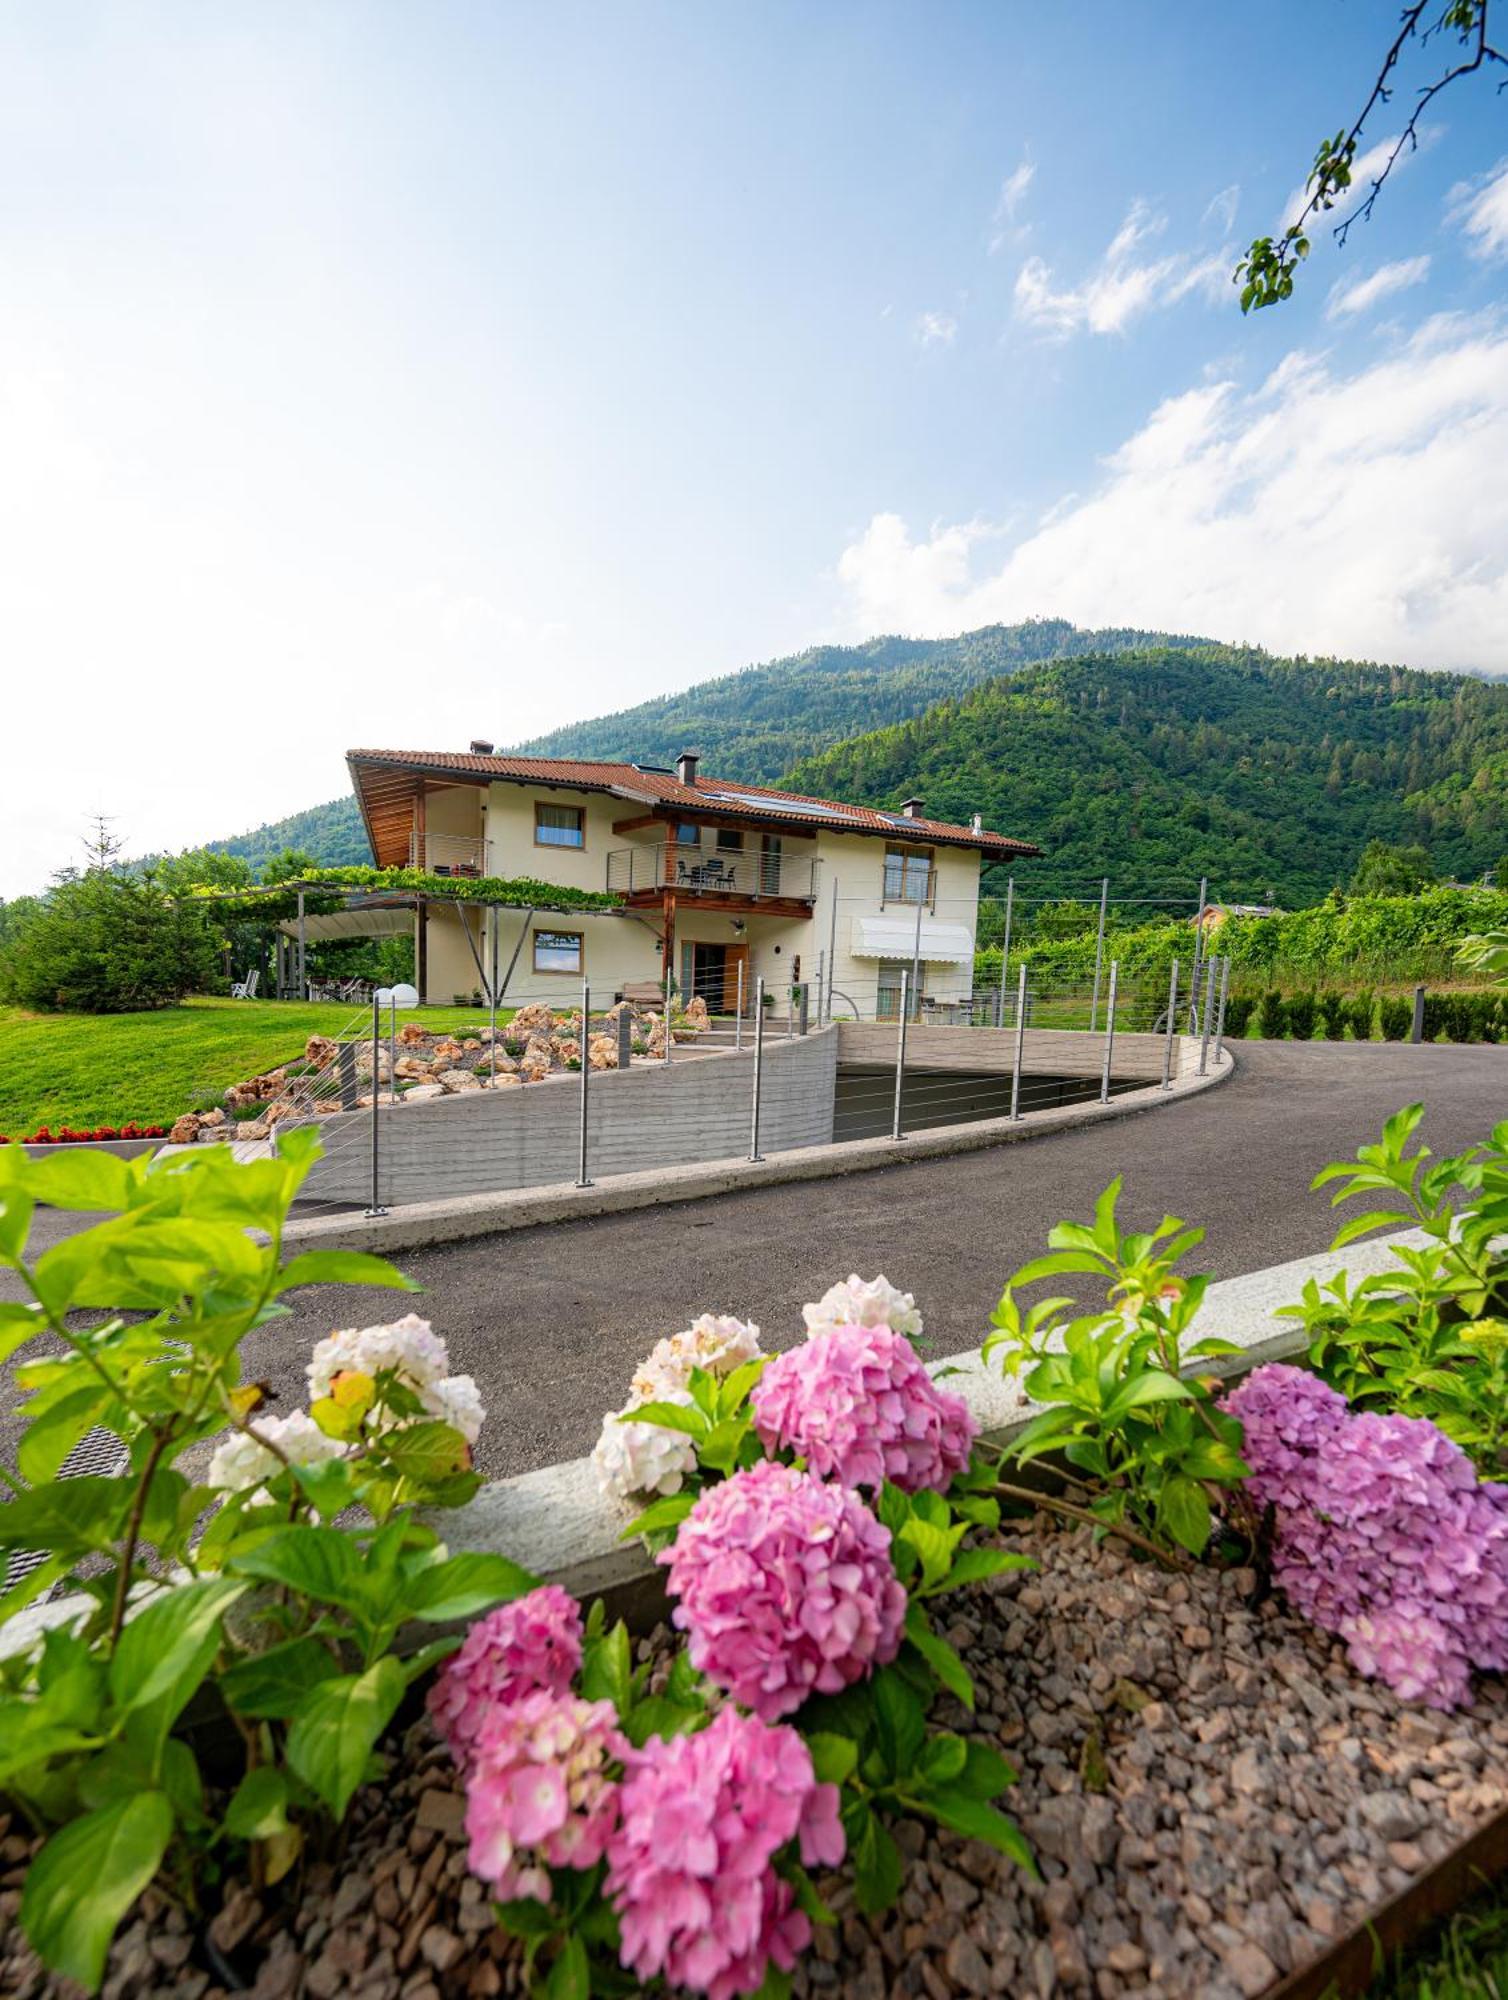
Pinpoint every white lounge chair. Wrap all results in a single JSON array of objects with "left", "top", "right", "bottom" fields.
[{"left": 230, "top": 968, "right": 261, "bottom": 1000}]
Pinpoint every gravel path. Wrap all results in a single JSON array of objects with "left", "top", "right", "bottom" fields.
[
  {"left": 1, "top": 1041, "right": 1501, "bottom": 1480},
  {"left": 6, "top": 1519, "right": 1504, "bottom": 2000}
]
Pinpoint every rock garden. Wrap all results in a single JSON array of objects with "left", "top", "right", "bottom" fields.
[
  {"left": 164, "top": 997, "right": 715, "bottom": 1145},
  {"left": 0, "top": 1102, "right": 1505, "bottom": 2000}
]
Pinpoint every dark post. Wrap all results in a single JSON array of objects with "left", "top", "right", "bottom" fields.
[
  {"left": 338, "top": 1041, "right": 358, "bottom": 1111},
  {"left": 797, "top": 982, "right": 809, "bottom": 1035},
  {"left": 1411, "top": 985, "right": 1426, "bottom": 1044},
  {"left": 365, "top": 992, "right": 387, "bottom": 1218},
  {"left": 617, "top": 1007, "right": 633, "bottom": 1071}
]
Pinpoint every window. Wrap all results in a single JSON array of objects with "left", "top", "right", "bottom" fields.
[
  {"left": 535, "top": 803, "right": 585, "bottom": 849},
  {"left": 533, "top": 930, "right": 583, "bottom": 974},
  {"left": 715, "top": 827, "right": 743, "bottom": 853},
  {"left": 883, "top": 845, "right": 934, "bottom": 905},
  {"left": 675, "top": 821, "right": 701, "bottom": 846}
]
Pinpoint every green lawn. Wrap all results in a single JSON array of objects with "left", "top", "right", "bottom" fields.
[
  {"left": 1370, "top": 1870, "right": 1508, "bottom": 1997},
  {"left": 0, "top": 997, "right": 502, "bottom": 1135}
]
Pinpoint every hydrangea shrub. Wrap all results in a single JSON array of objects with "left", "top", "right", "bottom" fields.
[{"left": 1228, "top": 1363, "right": 1508, "bottom": 1708}]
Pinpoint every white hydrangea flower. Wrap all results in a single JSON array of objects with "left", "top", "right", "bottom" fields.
[
  {"left": 206, "top": 1409, "right": 345, "bottom": 1496},
  {"left": 420, "top": 1373, "right": 486, "bottom": 1445},
  {"left": 591, "top": 1392, "right": 699, "bottom": 1502},
  {"left": 802, "top": 1274, "right": 923, "bottom": 1342},
  {"left": 630, "top": 1313, "right": 763, "bottom": 1403},
  {"left": 307, "top": 1312, "right": 451, "bottom": 1400}
]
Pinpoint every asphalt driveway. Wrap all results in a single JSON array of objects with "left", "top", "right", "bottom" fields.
[{"left": 3, "top": 1041, "right": 1503, "bottom": 1482}]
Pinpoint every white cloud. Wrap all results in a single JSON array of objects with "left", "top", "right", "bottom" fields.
[
  {"left": 1203, "top": 184, "right": 1240, "bottom": 235},
  {"left": 1325, "top": 255, "right": 1431, "bottom": 319},
  {"left": 1450, "top": 158, "right": 1508, "bottom": 261},
  {"left": 1014, "top": 197, "right": 1229, "bottom": 338},
  {"left": 989, "top": 157, "right": 1035, "bottom": 252},
  {"left": 833, "top": 313, "right": 1508, "bottom": 674},
  {"left": 916, "top": 310, "right": 959, "bottom": 347}
]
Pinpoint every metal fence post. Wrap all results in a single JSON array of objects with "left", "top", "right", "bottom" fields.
[
  {"left": 1198, "top": 956, "right": 1218, "bottom": 1075},
  {"left": 297, "top": 890, "right": 308, "bottom": 1001},
  {"left": 749, "top": 976, "right": 766, "bottom": 1162},
  {"left": 616, "top": 1007, "right": 632, "bottom": 1072},
  {"left": 735, "top": 959, "right": 744, "bottom": 1052},
  {"left": 826, "top": 876, "right": 838, "bottom": 1025},
  {"left": 1189, "top": 876, "right": 1208, "bottom": 1032},
  {"left": 1010, "top": 962, "right": 1028, "bottom": 1120},
  {"left": 1214, "top": 956, "right": 1231, "bottom": 1064},
  {"left": 814, "top": 953, "right": 823, "bottom": 1031},
  {"left": 1161, "top": 958, "right": 1179, "bottom": 1092},
  {"left": 663, "top": 966, "right": 673, "bottom": 1065},
  {"left": 1089, "top": 877, "right": 1109, "bottom": 1031},
  {"left": 1001, "top": 876, "right": 1015, "bottom": 989},
  {"left": 338, "top": 1041, "right": 358, "bottom": 1111},
  {"left": 797, "top": 982, "right": 809, "bottom": 1035},
  {"left": 910, "top": 894, "right": 924, "bottom": 1022},
  {"left": 365, "top": 992, "right": 386, "bottom": 1217},
  {"left": 892, "top": 971, "right": 909, "bottom": 1140},
  {"left": 1411, "top": 984, "right": 1425, "bottom": 1044},
  {"left": 576, "top": 981, "right": 593, "bottom": 1187},
  {"left": 1099, "top": 961, "right": 1119, "bottom": 1104},
  {"left": 489, "top": 907, "right": 500, "bottom": 1083},
  {"left": 388, "top": 996, "right": 398, "bottom": 1104}
]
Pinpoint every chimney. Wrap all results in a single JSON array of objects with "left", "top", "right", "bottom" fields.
[
  {"left": 469, "top": 738, "right": 495, "bottom": 755},
  {"left": 676, "top": 749, "right": 701, "bottom": 787},
  {"left": 900, "top": 797, "right": 924, "bottom": 819},
  {"left": 970, "top": 812, "right": 983, "bottom": 834}
]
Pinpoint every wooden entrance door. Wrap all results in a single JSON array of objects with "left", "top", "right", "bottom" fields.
[{"left": 723, "top": 942, "right": 750, "bottom": 1013}]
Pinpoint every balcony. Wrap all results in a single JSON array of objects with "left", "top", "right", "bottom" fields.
[
  {"left": 607, "top": 842, "right": 820, "bottom": 909},
  {"left": 408, "top": 831, "right": 489, "bottom": 877}
]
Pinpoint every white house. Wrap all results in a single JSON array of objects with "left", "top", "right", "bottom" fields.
[{"left": 346, "top": 744, "right": 1039, "bottom": 1015}]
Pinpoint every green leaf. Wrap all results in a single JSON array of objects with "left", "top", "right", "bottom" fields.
[
  {"left": 377, "top": 1420, "right": 472, "bottom": 1484},
  {"left": 957, "top": 1740, "right": 1017, "bottom": 1800},
  {"left": 916, "top": 1793, "right": 1037, "bottom": 1876},
  {"left": 286, "top": 1657, "right": 406, "bottom": 1819},
  {"left": 403, "top": 1552, "right": 540, "bottom": 1623},
  {"left": 1102, "top": 1370, "right": 1192, "bottom": 1423},
  {"left": 928, "top": 1547, "right": 1035, "bottom": 1599},
  {"left": 546, "top": 1932, "right": 589, "bottom": 2000},
  {"left": 109, "top": 1578, "right": 247, "bottom": 1719},
  {"left": 903, "top": 1604, "right": 974, "bottom": 1710},
  {"left": 276, "top": 1250, "right": 418, "bottom": 1292},
  {"left": 873, "top": 1668, "right": 926, "bottom": 1778},
  {"left": 0, "top": 1300, "right": 45, "bottom": 1363},
  {"left": 224, "top": 1766, "right": 291, "bottom": 1840},
  {"left": 919, "top": 1732, "right": 968, "bottom": 1784},
  {"left": 620, "top": 1490, "right": 696, "bottom": 1540},
  {"left": 848, "top": 1804, "right": 904, "bottom": 1915},
  {"left": 1157, "top": 1475, "right": 1212, "bottom": 1555},
  {"left": 230, "top": 1524, "right": 368, "bottom": 1615},
  {"left": 623, "top": 1695, "right": 705, "bottom": 1747},
  {"left": 579, "top": 1618, "right": 633, "bottom": 1719},
  {"left": 18, "top": 1383, "right": 117, "bottom": 1484},
  {"left": 805, "top": 1731, "right": 859, "bottom": 1786},
  {"left": 619, "top": 1399, "right": 706, "bottom": 1438},
  {"left": 494, "top": 1897, "right": 558, "bottom": 1938},
  {"left": 0, "top": 1476, "right": 128, "bottom": 1556},
  {"left": 20, "top": 1792, "right": 174, "bottom": 1992},
  {"left": 219, "top": 1635, "right": 343, "bottom": 1719}
]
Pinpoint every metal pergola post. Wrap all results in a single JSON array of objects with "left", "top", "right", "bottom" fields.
[
  {"left": 1088, "top": 877, "right": 1108, "bottom": 1031},
  {"left": 1099, "top": 962, "right": 1119, "bottom": 1105},
  {"left": 892, "top": 971, "right": 909, "bottom": 1141},
  {"left": 1161, "top": 958, "right": 1179, "bottom": 1092},
  {"left": 1010, "top": 962, "right": 1028, "bottom": 1120},
  {"left": 749, "top": 976, "right": 766, "bottom": 1161},
  {"left": 576, "top": 980, "right": 593, "bottom": 1187}
]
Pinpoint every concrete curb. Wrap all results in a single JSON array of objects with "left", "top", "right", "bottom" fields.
[
  {"left": 281, "top": 1044, "right": 1237, "bottom": 1254},
  {"left": 425, "top": 1223, "right": 1427, "bottom": 1627}
]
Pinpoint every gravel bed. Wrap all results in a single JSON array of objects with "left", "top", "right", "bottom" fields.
[{"left": 4, "top": 1519, "right": 1506, "bottom": 2000}]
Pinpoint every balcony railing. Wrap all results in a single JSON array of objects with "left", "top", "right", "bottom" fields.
[
  {"left": 607, "top": 842, "right": 820, "bottom": 903},
  {"left": 408, "top": 832, "right": 489, "bottom": 877}
]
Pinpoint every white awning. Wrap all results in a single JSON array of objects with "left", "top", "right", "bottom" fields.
[{"left": 850, "top": 915, "right": 975, "bottom": 965}]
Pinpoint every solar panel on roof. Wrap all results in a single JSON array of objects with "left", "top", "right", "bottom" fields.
[{"left": 702, "top": 788, "right": 852, "bottom": 818}]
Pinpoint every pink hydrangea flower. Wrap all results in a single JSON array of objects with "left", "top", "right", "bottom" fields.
[
  {"left": 428, "top": 1585, "right": 583, "bottom": 1769},
  {"left": 606, "top": 1706, "right": 845, "bottom": 2000},
  {"left": 1227, "top": 1363, "right": 1508, "bottom": 1710},
  {"left": 750, "top": 1323, "right": 977, "bottom": 1493},
  {"left": 463, "top": 1688, "right": 626, "bottom": 1902},
  {"left": 660, "top": 1460, "right": 906, "bottom": 1719}
]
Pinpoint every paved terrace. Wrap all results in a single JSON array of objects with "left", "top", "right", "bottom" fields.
[{"left": 1, "top": 1041, "right": 1499, "bottom": 1478}]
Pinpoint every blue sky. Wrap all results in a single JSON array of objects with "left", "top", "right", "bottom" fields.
[{"left": 2, "top": 1, "right": 1507, "bottom": 892}]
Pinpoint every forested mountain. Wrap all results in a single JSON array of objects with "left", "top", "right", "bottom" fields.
[
  {"left": 513, "top": 619, "right": 1208, "bottom": 777},
  {"left": 783, "top": 645, "right": 1508, "bottom": 904},
  {"left": 204, "top": 796, "right": 371, "bottom": 873},
  {"left": 198, "top": 620, "right": 1204, "bottom": 869},
  {"left": 191, "top": 626, "right": 1507, "bottom": 906}
]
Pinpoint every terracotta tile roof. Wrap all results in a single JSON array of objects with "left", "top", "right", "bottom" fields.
[{"left": 346, "top": 748, "right": 1040, "bottom": 857}]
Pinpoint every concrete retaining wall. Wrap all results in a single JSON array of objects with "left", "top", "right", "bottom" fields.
[
  {"left": 295, "top": 1026, "right": 840, "bottom": 1205},
  {"left": 837, "top": 1022, "right": 1191, "bottom": 1082}
]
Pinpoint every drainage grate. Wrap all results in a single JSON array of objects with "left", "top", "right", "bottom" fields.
[{"left": 4, "top": 1425, "right": 132, "bottom": 1596}]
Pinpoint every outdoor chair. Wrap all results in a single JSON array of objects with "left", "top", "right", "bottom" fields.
[{"left": 231, "top": 969, "right": 260, "bottom": 1000}]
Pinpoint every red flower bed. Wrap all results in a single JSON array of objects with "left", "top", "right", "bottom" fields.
[{"left": 0, "top": 1124, "right": 168, "bottom": 1146}]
